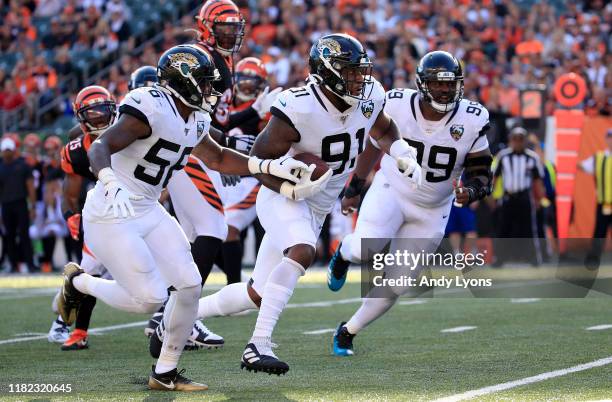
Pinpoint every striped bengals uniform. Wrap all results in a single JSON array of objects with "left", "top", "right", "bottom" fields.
[
  {"left": 60, "top": 133, "right": 108, "bottom": 277},
  {"left": 167, "top": 155, "right": 228, "bottom": 242},
  {"left": 223, "top": 99, "right": 266, "bottom": 231}
]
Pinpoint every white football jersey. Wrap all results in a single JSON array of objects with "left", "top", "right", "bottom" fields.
[
  {"left": 83, "top": 85, "right": 211, "bottom": 222},
  {"left": 380, "top": 88, "right": 490, "bottom": 207},
  {"left": 270, "top": 79, "right": 386, "bottom": 214}
]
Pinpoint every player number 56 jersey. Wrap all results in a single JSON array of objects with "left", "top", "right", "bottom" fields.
[
  {"left": 83, "top": 86, "right": 211, "bottom": 222},
  {"left": 270, "top": 79, "right": 386, "bottom": 214},
  {"left": 381, "top": 88, "right": 490, "bottom": 207}
]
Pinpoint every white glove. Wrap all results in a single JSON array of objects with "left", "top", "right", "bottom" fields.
[
  {"left": 98, "top": 168, "right": 144, "bottom": 218},
  {"left": 279, "top": 165, "right": 332, "bottom": 201},
  {"left": 248, "top": 156, "right": 308, "bottom": 183},
  {"left": 252, "top": 86, "right": 283, "bottom": 118},
  {"left": 390, "top": 139, "right": 422, "bottom": 187}
]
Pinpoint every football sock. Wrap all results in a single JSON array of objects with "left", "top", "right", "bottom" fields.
[
  {"left": 197, "top": 282, "right": 256, "bottom": 319},
  {"left": 191, "top": 236, "right": 223, "bottom": 285},
  {"left": 345, "top": 297, "right": 398, "bottom": 335},
  {"left": 73, "top": 274, "right": 160, "bottom": 314},
  {"left": 221, "top": 240, "right": 242, "bottom": 284},
  {"left": 75, "top": 295, "right": 97, "bottom": 331},
  {"left": 156, "top": 285, "right": 200, "bottom": 374},
  {"left": 250, "top": 257, "right": 305, "bottom": 354},
  {"left": 340, "top": 234, "right": 361, "bottom": 264}
]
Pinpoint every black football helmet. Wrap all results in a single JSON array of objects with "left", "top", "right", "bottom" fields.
[
  {"left": 157, "top": 44, "right": 221, "bottom": 113},
  {"left": 416, "top": 51, "right": 464, "bottom": 113},
  {"left": 129, "top": 66, "right": 158, "bottom": 91},
  {"left": 309, "top": 33, "right": 373, "bottom": 106}
]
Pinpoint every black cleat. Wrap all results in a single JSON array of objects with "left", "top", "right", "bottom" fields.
[
  {"left": 240, "top": 342, "right": 289, "bottom": 375},
  {"left": 58, "top": 263, "right": 85, "bottom": 326},
  {"left": 148, "top": 365, "right": 208, "bottom": 391},
  {"left": 332, "top": 321, "right": 355, "bottom": 356},
  {"left": 144, "top": 309, "right": 163, "bottom": 338},
  {"left": 184, "top": 320, "right": 224, "bottom": 350}
]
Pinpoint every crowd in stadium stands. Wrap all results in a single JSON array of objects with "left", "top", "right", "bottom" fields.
[{"left": 0, "top": 0, "right": 610, "bottom": 271}]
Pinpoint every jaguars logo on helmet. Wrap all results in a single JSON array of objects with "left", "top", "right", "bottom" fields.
[
  {"left": 309, "top": 33, "right": 373, "bottom": 106},
  {"left": 157, "top": 44, "right": 221, "bottom": 114},
  {"left": 416, "top": 50, "right": 464, "bottom": 114}
]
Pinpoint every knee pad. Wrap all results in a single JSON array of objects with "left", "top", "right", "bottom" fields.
[{"left": 175, "top": 284, "right": 201, "bottom": 304}]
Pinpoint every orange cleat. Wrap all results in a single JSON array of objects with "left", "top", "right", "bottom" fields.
[{"left": 61, "top": 329, "right": 89, "bottom": 351}]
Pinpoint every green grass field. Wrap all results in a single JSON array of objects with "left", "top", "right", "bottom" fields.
[{"left": 1, "top": 272, "right": 611, "bottom": 401}]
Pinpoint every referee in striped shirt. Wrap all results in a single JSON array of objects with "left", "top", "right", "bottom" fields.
[{"left": 493, "top": 127, "right": 546, "bottom": 266}]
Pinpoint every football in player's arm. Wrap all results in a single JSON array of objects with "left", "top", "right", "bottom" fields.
[{"left": 250, "top": 104, "right": 422, "bottom": 201}]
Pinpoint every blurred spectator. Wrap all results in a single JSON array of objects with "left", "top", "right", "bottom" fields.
[
  {"left": 34, "top": 0, "right": 65, "bottom": 17},
  {"left": 0, "top": 137, "right": 37, "bottom": 273},
  {"left": 0, "top": 79, "right": 26, "bottom": 111}
]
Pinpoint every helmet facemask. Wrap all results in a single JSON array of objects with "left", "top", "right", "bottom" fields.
[
  {"left": 160, "top": 66, "right": 222, "bottom": 114},
  {"left": 416, "top": 71, "right": 464, "bottom": 114},
  {"left": 209, "top": 19, "right": 245, "bottom": 57},
  {"left": 76, "top": 102, "right": 117, "bottom": 136},
  {"left": 317, "top": 51, "right": 373, "bottom": 106},
  {"left": 235, "top": 72, "right": 265, "bottom": 102}
]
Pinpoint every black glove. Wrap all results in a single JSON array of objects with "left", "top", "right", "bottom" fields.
[{"left": 221, "top": 174, "right": 241, "bottom": 187}]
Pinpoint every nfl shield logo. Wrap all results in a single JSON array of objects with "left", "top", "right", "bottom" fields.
[
  {"left": 450, "top": 124, "right": 464, "bottom": 141},
  {"left": 197, "top": 121, "right": 206, "bottom": 139},
  {"left": 361, "top": 100, "right": 374, "bottom": 119}
]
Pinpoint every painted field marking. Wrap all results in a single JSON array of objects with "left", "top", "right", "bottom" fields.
[{"left": 440, "top": 326, "right": 477, "bottom": 333}]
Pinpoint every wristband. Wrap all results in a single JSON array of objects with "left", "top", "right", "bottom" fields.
[
  {"left": 389, "top": 139, "right": 412, "bottom": 159},
  {"left": 97, "top": 167, "right": 117, "bottom": 185},
  {"left": 63, "top": 210, "right": 75, "bottom": 221}
]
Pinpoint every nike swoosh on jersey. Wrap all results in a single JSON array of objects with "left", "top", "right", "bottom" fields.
[
  {"left": 279, "top": 99, "right": 287, "bottom": 107},
  {"left": 131, "top": 96, "right": 142, "bottom": 104}
]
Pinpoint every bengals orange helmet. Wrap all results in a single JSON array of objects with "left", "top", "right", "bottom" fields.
[
  {"left": 234, "top": 57, "right": 268, "bottom": 102},
  {"left": 196, "top": 0, "right": 245, "bottom": 57},
  {"left": 72, "top": 85, "right": 117, "bottom": 136},
  {"left": 43, "top": 135, "right": 63, "bottom": 152}
]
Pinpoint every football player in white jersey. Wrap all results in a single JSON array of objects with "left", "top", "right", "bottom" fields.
[
  {"left": 56, "top": 44, "right": 307, "bottom": 391},
  {"left": 327, "top": 51, "right": 493, "bottom": 356},
  {"left": 194, "top": 33, "right": 422, "bottom": 375}
]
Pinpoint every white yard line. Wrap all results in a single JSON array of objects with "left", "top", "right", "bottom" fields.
[
  {"left": 303, "top": 328, "right": 335, "bottom": 335},
  {"left": 398, "top": 300, "right": 428, "bottom": 305},
  {"left": 433, "top": 356, "right": 612, "bottom": 402},
  {"left": 586, "top": 324, "right": 612, "bottom": 331},
  {"left": 0, "top": 298, "right": 364, "bottom": 346},
  {"left": 510, "top": 298, "right": 541, "bottom": 303},
  {"left": 440, "top": 326, "right": 477, "bottom": 333}
]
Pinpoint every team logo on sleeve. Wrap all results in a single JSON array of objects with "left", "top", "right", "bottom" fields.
[
  {"left": 361, "top": 100, "right": 374, "bottom": 119},
  {"left": 196, "top": 121, "right": 207, "bottom": 139},
  {"left": 450, "top": 124, "right": 464, "bottom": 141},
  {"left": 168, "top": 53, "right": 200, "bottom": 77}
]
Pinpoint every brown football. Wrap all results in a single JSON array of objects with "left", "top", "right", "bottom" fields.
[{"left": 292, "top": 152, "right": 330, "bottom": 180}]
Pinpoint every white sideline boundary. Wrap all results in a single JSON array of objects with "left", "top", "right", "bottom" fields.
[{"left": 433, "top": 355, "right": 612, "bottom": 402}]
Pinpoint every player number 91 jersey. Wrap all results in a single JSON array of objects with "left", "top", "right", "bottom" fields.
[
  {"left": 381, "top": 88, "right": 490, "bottom": 207},
  {"left": 83, "top": 86, "right": 211, "bottom": 222},
  {"left": 270, "top": 79, "right": 386, "bottom": 215}
]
